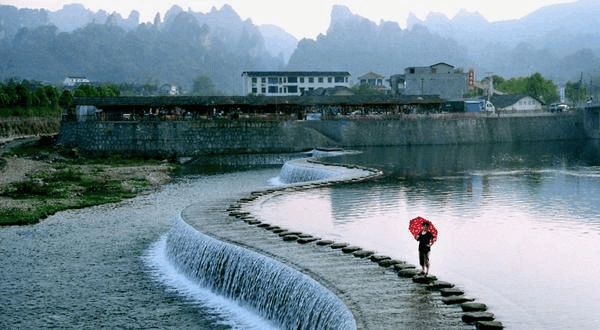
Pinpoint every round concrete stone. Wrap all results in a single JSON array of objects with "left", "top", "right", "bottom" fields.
[
  {"left": 266, "top": 225, "right": 280, "bottom": 230},
  {"left": 341, "top": 246, "right": 362, "bottom": 253},
  {"left": 297, "top": 237, "right": 318, "bottom": 244},
  {"left": 462, "top": 312, "right": 495, "bottom": 324},
  {"left": 279, "top": 231, "right": 302, "bottom": 237},
  {"left": 353, "top": 250, "right": 375, "bottom": 258},
  {"left": 427, "top": 281, "right": 455, "bottom": 290},
  {"left": 316, "top": 240, "right": 334, "bottom": 246},
  {"left": 398, "top": 269, "right": 420, "bottom": 278},
  {"left": 298, "top": 234, "right": 314, "bottom": 239},
  {"left": 247, "top": 220, "right": 261, "bottom": 225},
  {"left": 412, "top": 275, "right": 438, "bottom": 284},
  {"left": 256, "top": 223, "right": 270, "bottom": 228},
  {"left": 440, "top": 288, "right": 465, "bottom": 297},
  {"left": 282, "top": 235, "right": 299, "bottom": 242},
  {"left": 476, "top": 320, "right": 504, "bottom": 330},
  {"left": 370, "top": 255, "right": 391, "bottom": 262},
  {"left": 461, "top": 302, "right": 488, "bottom": 312},
  {"left": 393, "top": 263, "right": 416, "bottom": 271},
  {"left": 442, "top": 296, "right": 474, "bottom": 305},
  {"left": 272, "top": 229, "right": 286, "bottom": 234},
  {"left": 330, "top": 242, "right": 349, "bottom": 249}
]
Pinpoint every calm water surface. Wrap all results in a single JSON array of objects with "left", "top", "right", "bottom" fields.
[{"left": 254, "top": 141, "right": 600, "bottom": 329}]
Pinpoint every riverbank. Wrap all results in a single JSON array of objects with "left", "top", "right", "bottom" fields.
[{"left": 0, "top": 136, "right": 177, "bottom": 226}]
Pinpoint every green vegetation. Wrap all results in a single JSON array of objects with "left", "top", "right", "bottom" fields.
[
  {"left": 565, "top": 80, "right": 588, "bottom": 104},
  {"left": 0, "top": 137, "right": 175, "bottom": 226},
  {"left": 495, "top": 73, "right": 559, "bottom": 104},
  {"left": 351, "top": 84, "right": 385, "bottom": 95},
  {"left": 191, "top": 76, "right": 219, "bottom": 96}
]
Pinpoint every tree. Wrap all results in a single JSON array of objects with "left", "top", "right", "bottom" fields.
[
  {"left": 191, "top": 76, "right": 217, "bottom": 96},
  {"left": 496, "top": 72, "right": 559, "bottom": 104},
  {"left": 351, "top": 84, "right": 383, "bottom": 95},
  {"left": 565, "top": 81, "right": 588, "bottom": 104},
  {"left": 59, "top": 90, "right": 74, "bottom": 108}
]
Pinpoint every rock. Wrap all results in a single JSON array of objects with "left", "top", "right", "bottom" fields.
[
  {"left": 412, "top": 275, "right": 438, "bottom": 284},
  {"left": 247, "top": 220, "right": 261, "bottom": 225},
  {"left": 370, "top": 255, "right": 391, "bottom": 262},
  {"left": 393, "top": 263, "right": 416, "bottom": 271},
  {"left": 442, "top": 296, "right": 474, "bottom": 305},
  {"left": 476, "top": 320, "right": 504, "bottom": 330},
  {"left": 282, "top": 235, "right": 299, "bottom": 242},
  {"left": 462, "top": 312, "right": 495, "bottom": 324},
  {"left": 298, "top": 234, "right": 314, "bottom": 239},
  {"left": 257, "top": 223, "right": 270, "bottom": 228},
  {"left": 398, "top": 269, "right": 420, "bottom": 278},
  {"left": 461, "top": 302, "right": 488, "bottom": 312},
  {"left": 427, "top": 281, "right": 454, "bottom": 290},
  {"left": 378, "top": 259, "right": 403, "bottom": 267},
  {"left": 297, "top": 238, "right": 318, "bottom": 244},
  {"left": 279, "top": 231, "right": 302, "bottom": 237},
  {"left": 353, "top": 250, "right": 375, "bottom": 258},
  {"left": 266, "top": 226, "right": 280, "bottom": 230},
  {"left": 440, "top": 288, "right": 464, "bottom": 297},
  {"left": 272, "top": 229, "right": 286, "bottom": 234},
  {"left": 316, "top": 240, "right": 334, "bottom": 246},
  {"left": 341, "top": 246, "right": 362, "bottom": 253},
  {"left": 330, "top": 243, "right": 349, "bottom": 249}
]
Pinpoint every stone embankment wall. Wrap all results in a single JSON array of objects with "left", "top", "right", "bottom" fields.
[{"left": 58, "top": 113, "right": 585, "bottom": 156}]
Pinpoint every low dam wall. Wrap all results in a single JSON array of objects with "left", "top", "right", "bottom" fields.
[{"left": 58, "top": 113, "right": 586, "bottom": 156}]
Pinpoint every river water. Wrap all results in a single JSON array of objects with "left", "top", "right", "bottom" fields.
[
  {"left": 0, "top": 168, "right": 281, "bottom": 329},
  {"left": 253, "top": 141, "right": 600, "bottom": 329}
]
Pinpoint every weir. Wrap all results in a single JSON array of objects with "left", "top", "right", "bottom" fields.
[{"left": 165, "top": 217, "right": 357, "bottom": 329}]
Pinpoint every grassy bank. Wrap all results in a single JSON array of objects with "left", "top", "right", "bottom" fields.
[
  {"left": 0, "top": 106, "right": 61, "bottom": 119},
  {"left": 0, "top": 137, "right": 177, "bottom": 226}
]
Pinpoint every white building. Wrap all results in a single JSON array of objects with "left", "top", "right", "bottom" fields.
[
  {"left": 63, "top": 76, "right": 90, "bottom": 87},
  {"left": 489, "top": 94, "right": 544, "bottom": 111},
  {"left": 241, "top": 71, "right": 351, "bottom": 96}
]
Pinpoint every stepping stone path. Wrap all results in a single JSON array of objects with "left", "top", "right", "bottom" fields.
[
  {"left": 378, "top": 259, "right": 403, "bottom": 267},
  {"left": 442, "top": 296, "right": 474, "bottom": 305},
  {"left": 462, "top": 312, "right": 495, "bottom": 324},
  {"left": 282, "top": 235, "right": 299, "bottom": 242},
  {"left": 393, "top": 264, "right": 416, "bottom": 271},
  {"left": 440, "top": 288, "right": 465, "bottom": 297},
  {"left": 297, "top": 237, "right": 318, "bottom": 244},
  {"left": 461, "top": 302, "right": 488, "bottom": 312},
  {"left": 257, "top": 223, "right": 270, "bottom": 228},
  {"left": 476, "top": 320, "right": 504, "bottom": 329},
  {"left": 298, "top": 234, "right": 314, "bottom": 239},
  {"left": 272, "top": 229, "right": 286, "bottom": 234},
  {"left": 370, "top": 255, "right": 391, "bottom": 262},
  {"left": 412, "top": 275, "right": 437, "bottom": 284}
]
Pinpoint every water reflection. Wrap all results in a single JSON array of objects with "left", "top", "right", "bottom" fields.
[{"left": 256, "top": 140, "right": 600, "bottom": 329}]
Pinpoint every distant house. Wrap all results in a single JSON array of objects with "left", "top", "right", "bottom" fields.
[
  {"left": 303, "top": 86, "right": 354, "bottom": 96},
  {"left": 159, "top": 84, "right": 179, "bottom": 96},
  {"left": 241, "top": 71, "right": 351, "bottom": 96},
  {"left": 489, "top": 94, "right": 544, "bottom": 111},
  {"left": 63, "top": 76, "right": 90, "bottom": 87},
  {"left": 390, "top": 63, "right": 468, "bottom": 100},
  {"left": 358, "top": 72, "right": 388, "bottom": 91}
]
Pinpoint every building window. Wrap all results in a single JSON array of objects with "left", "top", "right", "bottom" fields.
[
  {"left": 268, "top": 77, "right": 278, "bottom": 84},
  {"left": 300, "top": 77, "right": 305, "bottom": 83},
  {"left": 308, "top": 77, "right": 314, "bottom": 83},
  {"left": 409, "top": 68, "right": 415, "bottom": 74},
  {"left": 288, "top": 76, "right": 298, "bottom": 83},
  {"left": 288, "top": 86, "right": 298, "bottom": 93},
  {"left": 261, "top": 87, "right": 266, "bottom": 94},
  {"left": 251, "top": 77, "right": 257, "bottom": 83},
  {"left": 261, "top": 77, "right": 266, "bottom": 83},
  {"left": 318, "top": 77, "right": 324, "bottom": 83},
  {"left": 300, "top": 87, "right": 305, "bottom": 94},
  {"left": 335, "top": 76, "right": 344, "bottom": 83},
  {"left": 345, "top": 77, "right": 348, "bottom": 83},
  {"left": 251, "top": 87, "right": 257, "bottom": 94},
  {"left": 268, "top": 86, "right": 278, "bottom": 93},
  {"left": 328, "top": 77, "right": 332, "bottom": 83},
  {"left": 308, "top": 87, "right": 314, "bottom": 91}
]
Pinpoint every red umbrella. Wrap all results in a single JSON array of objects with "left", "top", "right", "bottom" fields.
[{"left": 409, "top": 216, "right": 438, "bottom": 245}]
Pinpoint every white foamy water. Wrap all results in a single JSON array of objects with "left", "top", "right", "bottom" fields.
[{"left": 143, "top": 234, "right": 277, "bottom": 330}]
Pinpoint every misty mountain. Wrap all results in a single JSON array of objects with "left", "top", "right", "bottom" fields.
[
  {"left": 0, "top": 5, "right": 282, "bottom": 93},
  {"left": 287, "top": 5, "right": 469, "bottom": 79},
  {"left": 407, "top": 0, "right": 600, "bottom": 81},
  {"left": 259, "top": 24, "right": 298, "bottom": 63}
]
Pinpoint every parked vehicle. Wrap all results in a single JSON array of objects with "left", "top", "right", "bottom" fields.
[{"left": 549, "top": 103, "right": 569, "bottom": 112}]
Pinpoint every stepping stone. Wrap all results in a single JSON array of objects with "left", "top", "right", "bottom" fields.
[
  {"left": 282, "top": 235, "right": 299, "bottom": 242},
  {"left": 316, "top": 240, "right": 334, "bottom": 246},
  {"left": 461, "top": 302, "right": 488, "bottom": 312},
  {"left": 440, "top": 288, "right": 464, "bottom": 297},
  {"left": 266, "top": 225, "right": 280, "bottom": 230},
  {"left": 341, "top": 246, "right": 362, "bottom": 253},
  {"left": 279, "top": 231, "right": 302, "bottom": 237},
  {"left": 393, "top": 263, "right": 416, "bottom": 271},
  {"left": 353, "top": 250, "right": 375, "bottom": 258},
  {"left": 298, "top": 234, "right": 314, "bottom": 239},
  {"left": 462, "top": 312, "right": 495, "bottom": 324},
  {"left": 412, "top": 275, "right": 438, "bottom": 284},
  {"left": 257, "top": 223, "right": 270, "bottom": 228},
  {"left": 378, "top": 259, "right": 403, "bottom": 267},
  {"left": 330, "top": 243, "right": 349, "bottom": 249},
  {"left": 247, "top": 220, "right": 261, "bottom": 225},
  {"left": 272, "top": 229, "right": 286, "bottom": 234},
  {"left": 370, "top": 255, "right": 391, "bottom": 262},
  {"left": 398, "top": 269, "right": 420, "bottom": 278},
  {"left": 476, "top": 321, "right": 504, "bottom": 330},
  {"left": 442, "top": 296, "right": 474, "bottom": 305},
  {"left": 427, "top": 281, "right": 454, "bottom": 290},
  {"left": 297, "top": 238, "right": 318, "bottom": 244}
]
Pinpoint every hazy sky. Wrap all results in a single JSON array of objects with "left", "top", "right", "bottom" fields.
[{"left": 4, "top": 0, "right": 576, "bottom": 39}]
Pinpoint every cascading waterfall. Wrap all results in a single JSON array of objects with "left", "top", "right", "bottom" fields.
[
  {"left": 278, "top": 160, "right": 341, "bottom": 184},
  {"left": 165, "top": 217, "right": 357, "bottom": 330}
]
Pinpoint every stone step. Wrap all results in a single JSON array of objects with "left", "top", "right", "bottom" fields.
[
  {"left": 461, "top": 302, "right": 488, "bottom": 312},
  {"left": 397, "top": 269, "right": 420, "bottom": 278},
  {"left": 440, "top": 288, "right": 465, "bottom": 297},
  {"left": 476, "top": 320, "right": 504, "bottom": 330},
  {"left": 462, "top": 312, "right": 495, "bottom": 324},
  {"left": 442, "top": 296, "right": 475, "bottom": 305},
  {"left": 330, "top": 242, "right": 349, "bottom": 249},
  {"left": 315, "top": 240, "right": 334, "bottom": 246},
  {"left": 370, "top": 255, "right": 391, "bottom": 262},
  {"left": 427, "top": 281, "right": 454, "bottom": 290},
  {"left": 353, "top": 250, "right": 375, "bottom": 258},
  {"left": 341, "top": 246, "right": 362, "bottom": 253},
  {"left": 412, "top": 275, "right": 438, "bottom": 284}
]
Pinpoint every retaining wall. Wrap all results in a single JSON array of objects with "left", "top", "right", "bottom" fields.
[{"left": 58, "top": 113, "right": 586, "bottom": 156}]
